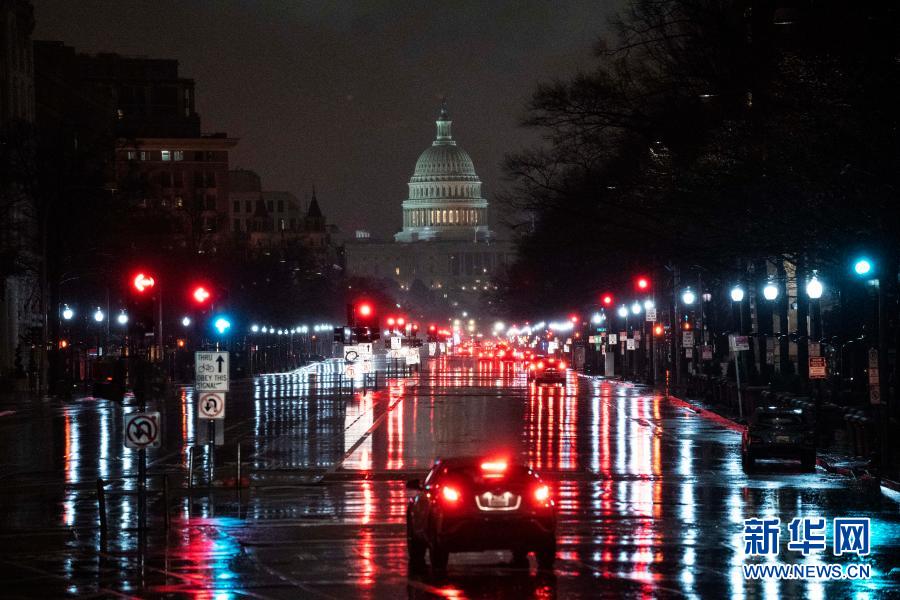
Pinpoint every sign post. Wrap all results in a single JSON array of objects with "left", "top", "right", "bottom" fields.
[
  {"left": 196, "top": 352, "right": 229, "bottom": 486},
  {"left": 125, "top": 411, "right": 161, "bottom": 532},
  {"left": 729, "top": 335, "right": 749, "bottom": 419}
]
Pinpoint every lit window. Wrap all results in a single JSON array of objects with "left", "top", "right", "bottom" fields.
[
  {"left": 140, "top": 151, "right": 147, "bottom": 161},
  {"left": 395, "top": 267, "right": 400, "bottom": 276},
  {"left": 161, "top": 150, "right": 171, "bottom": 161},
  {"left": 127, "top": 150, "right": 136, "bottom": 160},
  {"left": 174, "top": 150, "right": 184, "bottom": 161}
]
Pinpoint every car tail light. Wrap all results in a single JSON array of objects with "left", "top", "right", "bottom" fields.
[
  {"left": 558, "top": 361, "right": 566, "bottom": 369},
  {"left": 537, "top": 361, "right": 544, "bottom": 369},
  {"left": 534, "top": 484, "right": 551, "bottom": 504},
  {"left": 442, "top": 486, "right": 461, "bottom": 503},
  {"left": 529, "top": 364, "right": 536, "bottom": 370}
]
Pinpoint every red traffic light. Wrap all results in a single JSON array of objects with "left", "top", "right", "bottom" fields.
[
  {"left": 358, "top": 303, "right": 373, "bottom": 317},
  {"left": 635, "top": 276, "right": 650, "bottom": 291},
  {"left": 386, "top": 317, "right": 396, "bottom": 327},
  {"left": 192, "top": 286, "right": 211, "bottom": 304},
  {"left": 683, "top": 322, "right": 692, "bottom": 331},
  {"left": 569, "top": 314, "right": 579, "bottom": 323},
  {"left": 133, "top": 272, "right": 155, "bottom": 293},
  {"left": 601, "top": 294, "right": 614, "bottom": 306},
  {"left": 397, "top": 317, "right": 406, "bottom": 326},
  {"left": 428, "top": 324, "right": 437, "bottom": 332}
]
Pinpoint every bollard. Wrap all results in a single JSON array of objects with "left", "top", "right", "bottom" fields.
[
  {"left": 96, "top": 478, "right": 108, "bottom": 541},
  {"left": 188, "top": 446, "right": 194, "bottom": 491},
  {"left": 235, "top": 444, "right": 242, "bottom": 491},
  {"left": 163, "top": 474, "right": 170, "bottom": 530}
]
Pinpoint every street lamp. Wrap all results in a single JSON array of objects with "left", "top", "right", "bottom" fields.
[
  {"left": 617, "top": 305, "right": 628, "bottom": 318},
  {"left": 116, "top": 311, "right": 128, "bottom": 325},
  {"left": 730, "top": 286, "right": 745, "bottom": 302},
  {"left": 62, "top": 305, "right": 75, "bottom": 320},
  {"left": 93, "top": 308, "right": 105, "bottom": 322},
  {"left": 181, "top": 316, "right": 191, "bottom": 327},
  {"left": 631, "top": 302, "right": 642, "bottom": 315},
  {"left": 805, "top": 275, "right": 824, "bottom": 299},
  {"left": 591, "top": 312, "right": 602, "bottom": 325},
  {"left": 643, "top": 299, "right": 655, "bottom": 311},
  {"left": 251, "top": 324, "right": 259, "bottom": 333},
  {"left": 763, "top": 282, "right": 779, "bottom": 301},
  {"left": 681, "top": 289, "right": 696, "bottom": 305}
]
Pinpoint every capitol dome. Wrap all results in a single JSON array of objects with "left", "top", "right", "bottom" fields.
[{"left": 395, "top": 102, "right": 491, "bottom": 243}]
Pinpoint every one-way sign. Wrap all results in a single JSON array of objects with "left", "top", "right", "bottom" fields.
[{"left": 196, "top": 351, "right": 229, "bottom": 392}]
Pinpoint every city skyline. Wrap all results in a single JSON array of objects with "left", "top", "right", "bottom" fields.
[{"left": 34, "top": 0, "right": 614, "bottom": 237}]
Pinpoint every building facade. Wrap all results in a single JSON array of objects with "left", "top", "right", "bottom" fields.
[{"left": 345, "top": 103, "right": 514, "bottom": 305}]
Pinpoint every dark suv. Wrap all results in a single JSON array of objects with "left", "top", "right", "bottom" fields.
[
  {"left": 406, "top": 457, "right": 557, "bottom": 570},
  {"left": 742, "top": 407, "right": 815, "bottom": 472}
]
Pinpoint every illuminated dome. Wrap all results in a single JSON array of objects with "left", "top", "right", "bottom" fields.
[{"left": 395, "top": 102, "right": 491, "bottom": 242}]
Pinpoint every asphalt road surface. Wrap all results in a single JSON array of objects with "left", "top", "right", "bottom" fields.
[{"left": 0, "top": 356, "right": 897, "bottom": 598}]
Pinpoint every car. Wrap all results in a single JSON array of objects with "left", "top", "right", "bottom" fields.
[
  {"left": 406, "top": 457, "right": 557, "bottom": 571},
  {"left": 527, "top": 356, "right": 567, "bottom": 384},
  {"left": 742, "top": 406, "right": 816, "bottom": 472}
]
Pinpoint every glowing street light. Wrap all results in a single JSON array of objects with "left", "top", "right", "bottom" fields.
[
  {"left": 214, "top": 316, "right": 231, "bottom": 335},
  {"left": 631, "top": 302, "right": 642, "bottom": 315},
  {"left": 763, "top": 282, "right": 779, "bottom": 301},
  {"left": 591, "top": 312, "right": 602, "bottom": 325},
  {"left": 730, "top": 286, "right": 745, "bottom": 302},
  {"left": 681, "top": 289, "right": 696, "bottom": 305},
  {"left": 93, "top": 308, "right": 105, "bottom": 322},
  {"left": 643, "top": 299, "right": 655, "bottom": 311},
  {"left": 182, "top": 316, "right": 191, "bottom": 327},
  {"left": 62, "top": 306, "right": 74, "bottom": 320},
  {"left": 251, "top": 324, "right": 259, "bottom": 333},
  {"left": 806, "top": 275, "right": 824, "bottom": 299},
  {"left": 617, "top": 305, "right": 629, "bottom": 318},
  {"left": 853, "top": 258, "right": 872, "bottom": 276},
  {"left": 116, "top": 311, "right": 129, "bottom": 325}
]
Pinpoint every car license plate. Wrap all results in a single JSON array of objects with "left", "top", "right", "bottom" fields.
[
  {"left": 489, "top": 493, "right": 510, "bottom": 507},
  {"left": 776, "top": 435, "right": 791, "bottom": 444}
]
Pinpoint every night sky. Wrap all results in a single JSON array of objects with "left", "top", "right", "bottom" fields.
[{"left": 35, "top": 1, "right": 616, "bottom": 238}]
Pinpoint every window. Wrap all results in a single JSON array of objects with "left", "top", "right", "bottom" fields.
[
  {"left": 174, "top": 171, "right": 183, "bottom": 187},
  {"left": 161, "top": 150, "right": 171, "bottom": 161},
  {"left": 127, "top": 150, "right": 136, "bottom": 160},
  {"left": 266, "top": 201, "right": 273, "bottom": 212},
  {"left": 277, "top": 200, "right": 284, "bottom": 213},
  {"left": 233, "top": 219, "right": 240, "bottom": 232},
  {"left": 174, "top": 196, "right": 183, "bottom": 208},
  {"left": 233, "top": 200, "right": 240, "bottom": 213},
  {"left": 140, "top": 151, "right": 147, "bottom": 161},
  {"left": 245, "top": 200, "right": 252, "bottom": 213},
  {"left": 174, "top": 150, "right": 184, "bottom": 161},
  {"left": 205, "top": 195, "right": 216, "bottom": 210}
]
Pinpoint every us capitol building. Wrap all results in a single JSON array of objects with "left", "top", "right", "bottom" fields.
[{"left": 345, "top": 103, "right": 514, "bottom": 305}]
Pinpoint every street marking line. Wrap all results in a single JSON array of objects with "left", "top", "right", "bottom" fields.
[{"left": 0, "top": 558, "right": 140, "bottom": 599}]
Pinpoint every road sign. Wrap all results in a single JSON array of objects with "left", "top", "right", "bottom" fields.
[
  {"left": 362, "top": 359, "right": 374, "bottom": 374},
  {"left": 626, "top": 339, "right": 635, "bottom": 350},
  {"left": 406, "top": 350, "right": 421, "bottom": 365},
  {"left": 685, "top": 347, "right": 693, "bottom": 359},
  {"left": 729, "top": 335, "right": 750, "bottom": 352},
  {"left": 645, "top": 308, "right": 657, "bottom": 322},
  {"left": 608, "top": 334, "right": 618, "bottom": 344},
  {"left": 701, "top": 345, "right": 713, "bottom": 360},
  {"left": 358, "top": 342, "right": 373, "bottom": 357},
  {"left": 195, "top": 351, "right": 229, "bottom": 392},
  {"left": 344, "top": 345, "right": 360, "bottom": 363},
  {"left": 125, "top": 412, "right": 161, "bottom": 449},
  {"left": 428, "top": 342, "right": 436, "bottom": 356},
  {"left": 682, "top": 331, "right": 694, "bottom": 347},
  {"left": 809, "top": 357, "right": 827, "bottom": 379},
  {"left": 344, "top": 363, "right": 357, "bottom": 378},
  {"left": 868, "top": 348, "right": 879, "bottom": 369},
  {"left": 390, "top": 336, "right": 402, "bottom": 350},
  {"left": 198, "top": 392, "right": 226, "bottom": 419}
]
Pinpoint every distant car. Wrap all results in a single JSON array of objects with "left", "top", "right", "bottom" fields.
[
  {"left": 742, "top": 406, "right": 815, "bottom": 471},
  {"left": 527, "top": 356, "right": 567, "bottom": 384},
  {"left": 406, "top": 457, "right": 557, "bottom": 571}
]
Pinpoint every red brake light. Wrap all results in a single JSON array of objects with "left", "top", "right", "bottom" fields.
[
  {"left": 534, "top": 484, "right": 550, "bottom": 502},
  {"left": 442, "top": 486, "right": 460, "bottom": 503},
  {"left": 538, "top": 361, "right": 544, "bottom": 369},
  {"left": 558, "top": 361, "right": 567, "bottom": 369},
  {"left": 480, "top": 461, "right": 507, "bottom": 473}
]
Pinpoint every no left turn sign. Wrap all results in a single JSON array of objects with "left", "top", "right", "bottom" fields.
[
  {"left": 198, "top": 392, "right": 226, "bottom": 419},
  {"left": 124, "top": 412, "right": 161, "bottom": 449}
]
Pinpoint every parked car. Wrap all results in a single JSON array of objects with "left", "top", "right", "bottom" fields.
[{"left": 742, "top": 406, "right": 816, "bottom": 472}]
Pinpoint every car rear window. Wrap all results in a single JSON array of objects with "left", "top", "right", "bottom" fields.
[
  {"left": 445, "top": 465, "right": 533, "bottom": 485},
  {"left": 755, "top": 413, "right": 803, "bottom": 427}
]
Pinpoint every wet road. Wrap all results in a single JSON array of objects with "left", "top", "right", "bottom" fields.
[{"left": 0, "top": 357, "right": 898, "bottom": 598}]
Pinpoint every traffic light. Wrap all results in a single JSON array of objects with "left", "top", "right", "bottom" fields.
[
  {"left": 192, "top": 285, "right": 211, "bottom": 305},
  {"left": 635, "top": 276, "right": 650, "bottom": 291},
  {"left": 350, "top": 301, "right": 379, "bottom": 342},
  {"left": 133, "top": 272, "right": 155, "bottom": 293},
  {"left": 653, "top": 324, "right": 664, "bottom": 336},
  {"left": 682, "top": 315, "right": 693, "bottom": 330},
  {"left": 601, "top": 293, "right": 614, "bottom": 307}
]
